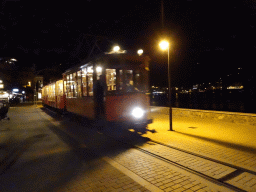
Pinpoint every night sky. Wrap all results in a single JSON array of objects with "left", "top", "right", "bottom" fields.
[{"left": 1, "top": 0, "right": 256, "bottom": 87}]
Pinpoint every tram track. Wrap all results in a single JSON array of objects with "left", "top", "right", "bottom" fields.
[
  {"left": 103, "top": 131, "right": 255, "bottom": 192},
  {"left": 149, "top": 139, "right": 256, "bottom": 176},
  {"left": 42, "top": 107, "right": 255, "bottom": 191}
]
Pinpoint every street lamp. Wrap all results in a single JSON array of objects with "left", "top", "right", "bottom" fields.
[{"left": 159, "top": 40, "right": 173, "bottom": 131}]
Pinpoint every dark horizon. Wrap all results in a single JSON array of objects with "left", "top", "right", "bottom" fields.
[{"left": 1, "top": 1, "right": 256, "bottom": 88}]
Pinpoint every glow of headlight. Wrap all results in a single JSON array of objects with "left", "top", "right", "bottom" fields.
[{"left": 131, "top": 107, "right": 144, "bottom": 118}]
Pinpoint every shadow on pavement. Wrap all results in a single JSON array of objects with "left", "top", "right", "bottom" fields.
[
  {"left": 175, "top": 131, "right": 256, "bottom": 154},
  {"left": 40, "top": 106, "right": 153, "bottom": 156},
  {"left": 2, "top": 106, "right": 155, "bottom": 191},
  {"left": 0, "top": 105, "right": 154, "bottom": 192},
  {"left": 0, "top": 133, "right": 88, "bottom": 192}
]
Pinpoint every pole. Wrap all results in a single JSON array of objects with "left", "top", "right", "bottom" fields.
[{"left": 168, "top": 47, "right": 173, "bottom": 131}]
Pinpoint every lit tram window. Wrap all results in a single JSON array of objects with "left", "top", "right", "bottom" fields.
[
  {"left": 106, "top": 69, "right": 116, "bottom": 91},
  {"left": 77, "top": 70, "right": 82, "bottom": 97},
  {"left": 82, "top": 68, "right": 87, "bottom": 96},
  {"left": 87, "top": 66, "right": 93, "bottom": 96},
  {"left": 73, "top": 72, "right": 77, "bottom": 98}
]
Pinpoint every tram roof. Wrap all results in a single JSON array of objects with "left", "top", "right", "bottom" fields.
[{"left": 63, "top": 51, "right": 150, "bottom": 75}]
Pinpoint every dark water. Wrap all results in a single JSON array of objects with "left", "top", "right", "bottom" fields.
[{"left": 150, "top": 90, "right": 256, "bottom": 114}]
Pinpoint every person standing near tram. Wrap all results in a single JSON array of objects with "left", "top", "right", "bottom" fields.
[{"left": 94, "top": 75, "right": 105, "bottom": 119}]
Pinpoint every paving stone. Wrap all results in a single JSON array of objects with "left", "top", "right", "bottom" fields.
[{"left": 227, "top": 172, "right": 256, "bottom": 192}]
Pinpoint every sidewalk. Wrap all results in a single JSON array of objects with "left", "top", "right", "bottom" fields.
[
  {"left": 147, "top": 107, "right": 256, "bottom": 172},
  {"left": 1, "top": 105, "right": 256, "bottom": 191},
  {"left": 0, "top": 105, "right": 152, "bottom": 192},
  {"left": 44, "top": 106, "right": 235, "bottom": 192}
]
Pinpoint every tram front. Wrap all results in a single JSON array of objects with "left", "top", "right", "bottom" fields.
[{"left": 102, "top": 53, "right": 152, "bottom": 130}]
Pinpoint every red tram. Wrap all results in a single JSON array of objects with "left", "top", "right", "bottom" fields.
[{"left": 42, "top": 50, "right": 152, "bottom": 129}]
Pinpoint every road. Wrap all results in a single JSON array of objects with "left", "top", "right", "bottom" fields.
[{"left": 0, "top": 103, "right": 255, "bottom": 191}]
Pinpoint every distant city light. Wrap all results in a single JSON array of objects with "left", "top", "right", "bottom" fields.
[
  {"left": 227, "top": 86, "right": 244, "bottom": 89},
  {"left": 10, "top": 58, "right": 17, "bottom": 61},
  {"left": 13, "top": 88, "right": 19, "bottom": 92}
]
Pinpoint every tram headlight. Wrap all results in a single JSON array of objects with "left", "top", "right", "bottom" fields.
[{"left": 131, "top": 107, "right": 144, "bottom": 119}]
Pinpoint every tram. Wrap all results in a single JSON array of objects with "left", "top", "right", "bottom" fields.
[{"left": 42, "top": 49, "right": 152, "bottom": 130}]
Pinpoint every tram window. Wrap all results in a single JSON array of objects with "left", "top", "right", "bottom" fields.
[
  {"left": 65, "top": 75, "right": 69, "bottom": 97},
  {"left": 77, "top": 70, "right": 82, "bottom": 97},
  {"left": 134, "top": 71, "right": 142, "bottom": 91},
  {"left": 49, "top": 84, "right": 55, "bottom": 101},
  {"left": 124, "top": 70, "right": 135, "bottom": 92},
  {"left": 117, "top": 70, "right": 147, "bottom": 93},
  {"left": 56, "top": 81, "right": 63, "bottom": 96},
  {"left": 73, "top": 72, "right": 77, "bottom": 98},
  {"left": 106, "top": 69, "right": 116, "bottom": 91},
  {"left": 118, "top": 70, "right": 135, "bottom": 92},
  {"left": 82, "top": 68, "right": 87, "bottom": 96},
  {"left": 66, "top": 75, "right": 71, "bottom": 98},
  {"left": 135, "top": 71, "right": 148, "bottom": 92},
  {"left": 88, "top": 66, "right": 93, "bottom": 96},
  {"left": 124, "top": 70, "right": 133, "bottom": 85},
  {"left": 64, "top": 80, "right": 66, "bottom": 96},
  {"left": 69, "top": 74, "right": 74, "bottom": 97}
]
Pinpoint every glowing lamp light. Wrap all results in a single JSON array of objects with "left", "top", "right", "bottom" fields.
[
  {"left": 87, "top": 66, "right": 93, "bottom": 73},
  {"left": 137, "top": 49, "right": 143, "bottom": 56},
  {"left": 13, "top": 88, "right": 19, "bottom": 92},
  {"left": 159, "top": 40, "right": 169, "bottom": 50},
  {"left": 113, "top": 46, "right": 120, "bottom": 52},
  {"left": 96, "top": 66, "right": 102, "bottom": 73},
  {"left": 0, "top": 92, "right": 9, "bottom": 98},
  {"left": 131, "top": 107, "right": 145, "bottom": 119}
]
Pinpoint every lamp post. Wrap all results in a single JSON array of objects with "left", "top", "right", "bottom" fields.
[{"left": 159, "top": 40, "right": 173, "bottom": 131}]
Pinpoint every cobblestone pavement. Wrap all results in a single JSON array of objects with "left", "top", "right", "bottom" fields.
[
  {"left": 105, "top": 149, "right": 232, "bottom": 192},
  {"left": 1, "top": 105, "right": 256, "bottom": 191},
  {"left": 55, "top": 159, "right": 151, "bottom": 192},
  {"left": 144, "top": 107, "right": 256, "bottom": 191},
  {"left": 136, "top": 142, "right": 236, "bottom": 179},
  {"left": 0, "top": 106, "right": 150, "bottom": 192},
  {"left": 147, "top": 107, "right": 256, "bottom": 172}
]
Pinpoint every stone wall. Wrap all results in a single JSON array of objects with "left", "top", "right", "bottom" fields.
[{"left": 150, "top": 107, "right": 256, "bottom": 126}]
